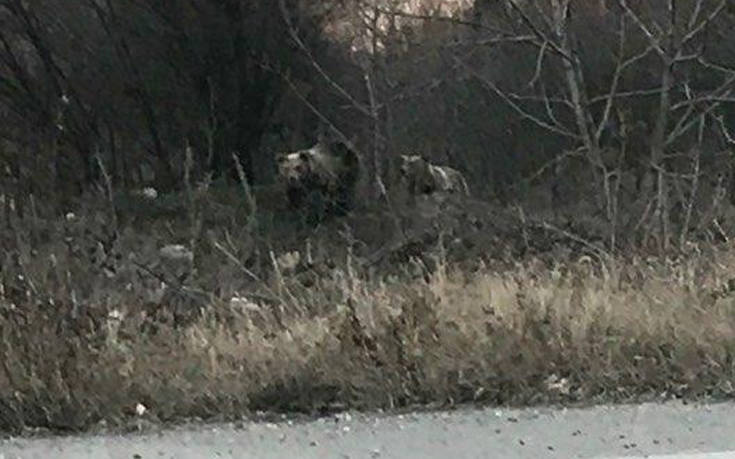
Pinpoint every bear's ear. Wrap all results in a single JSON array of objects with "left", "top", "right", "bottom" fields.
[{"left": 275, "top": 153, "right": 286, "bottom": 163}]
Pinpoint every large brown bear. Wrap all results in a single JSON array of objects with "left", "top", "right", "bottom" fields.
[
  {"left": 399, "top": 154, "right": 470, "bottom": 196},
  {"left": 275, "top": 138, "right": 360, "bottom": 222}
]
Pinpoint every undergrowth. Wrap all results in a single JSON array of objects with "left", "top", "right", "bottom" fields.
[{"left": 1, "top": 187, "right": 735, "bottom": 435}]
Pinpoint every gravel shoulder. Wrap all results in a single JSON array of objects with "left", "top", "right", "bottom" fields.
[{"left": 2, "top": 401, "right": 735, "bottom": 459}]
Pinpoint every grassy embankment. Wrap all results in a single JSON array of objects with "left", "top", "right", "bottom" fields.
[{"left": 1, "top": 186, "right": 734, "bottom": 435}]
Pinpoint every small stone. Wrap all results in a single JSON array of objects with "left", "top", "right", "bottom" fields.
[{"left": 159, "top": 244, "right": 194, "bottom": 262}]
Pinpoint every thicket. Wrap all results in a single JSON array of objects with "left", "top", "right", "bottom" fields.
[{"left": 1, "top": 1, "right": 734, "bottom": 248}]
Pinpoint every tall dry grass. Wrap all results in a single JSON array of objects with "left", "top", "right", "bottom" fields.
[{"left": 1, "top": 205, "right": 735, "bottom": 434}]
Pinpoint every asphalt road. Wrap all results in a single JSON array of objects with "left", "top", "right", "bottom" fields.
[{"left": 2, "top": 400, "right": 735, "bottom": 459}]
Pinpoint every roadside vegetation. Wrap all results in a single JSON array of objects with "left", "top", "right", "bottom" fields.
[
  {"left": 1, "top": 0, "right": 735, "bottom": 435},
  {"left": 2, "top": 182, "right": 735, "bottom": 434}
]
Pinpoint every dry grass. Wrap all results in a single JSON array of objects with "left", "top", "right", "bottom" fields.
[{"left": 1, "top": 189, "right": 735, "bottom": 435}]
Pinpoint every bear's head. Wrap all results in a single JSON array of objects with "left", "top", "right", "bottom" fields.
[
  {"left": 275, "top": 139, "right": 361, "bottom": 221},
  {"left": 399, "top": 154, "right": 433, "bottom": 185},
  {"left": 276, "top": 140, "right": 358, "bottom": 186},
  {"left": 275, "top": 150, "right": 315, "bottom": 187}
]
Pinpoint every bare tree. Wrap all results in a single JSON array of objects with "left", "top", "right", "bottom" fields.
[{"left": 444, "top": 0, "right": 735, "bottom": 251}]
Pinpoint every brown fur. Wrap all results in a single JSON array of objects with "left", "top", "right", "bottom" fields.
[
  {"left": 275, "top": 139, "right": 360, "bottom": 220},
  {"left": 399, "top": 154, "right": 470, "bottom": 196}
]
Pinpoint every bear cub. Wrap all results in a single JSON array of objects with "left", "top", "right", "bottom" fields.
[{"left": 399, "top": 154, "right": 470, "bottom": 196}]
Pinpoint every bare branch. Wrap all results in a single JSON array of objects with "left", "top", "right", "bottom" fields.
[
  {"left": 365, "top": 4, "right": 386, "bottom": 201},
  {"left": 541, "top": 220, "right": 610, "bottom": 260},
  {"left": 680, "top": 0, "right": 727, "bottom": 47},
  {"left": 506, "top": 93, "right": 574, "bottom": 109},
  {"left": 455, "top": 56, "right": 579, "bottom": 139},
  {"left": 666, "top": 87, "right": 734, "bottom": 146},
  {"left": 514, "top": 146, "right": 584, "bottom": 189},
  {"left": 679, "top": 113, "right": 705, "bottom": 247},
  {"left": 442, "top": 35, "right": 539, "bottom": 48},
  {"left": 547, "top": 0, "right": 595, "bottom": 153},
  {"left": 595, "top": 14, "right": 628, "bottom": 143},
  {"left": 666, "top": 70, "right": 735, "bottom": 145},
  {"left": 668, "top": 0, "right": 677, "bottom": 44},
  {"left": 714, "top": 114, "right": 735, "bottom": 145},
  {"left": 687, "top": 0, "right": 705, "bottom": 30},
  {"left": 263, "top": 60, "right": 359, "bottom": 149},
  {"left": 506, "top": 0, "right": 574, "bottom": 63},
  {"left": 529, "top": 1, "right": 555, "bottom": 32},
  {"left": 697, "top": 56, "right": 735, "bottom": 75},
  {"left": 673, "top": 52, "right": 703, "bottom": 63},
  {"left": 527, "top": 40, "right": 548, "bottom": 87},
  {"left": 277, "top": 0, "right": 371, "bottom": 117},
  {"left": 589, "top": 87, "right": 665, "bottom": 103},
  {"left": 671, "top": 95, "right": 735, "bottom": 111},
  {"left": 377, "top": 46, "right": 479, "bottom": 108},
  {"left": 541, "top": 83, "right": 568, "bottom": 129},
  {"left": 616, "top": 0, "right": 668, "bottom": 59}
]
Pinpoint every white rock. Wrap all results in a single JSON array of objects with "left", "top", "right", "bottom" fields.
[
  {"left": 159, "top": 244, "right": 194, "bottom": 262},
  {"left": 141, "top": 187, "right": 158, "bottom": 199}
]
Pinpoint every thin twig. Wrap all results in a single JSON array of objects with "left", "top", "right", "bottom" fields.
[
  {"left": 616, "top": 0, "right": 668, "bottom": 58},
  {"left": 455, "top": 56, "right": 580, "bottom": 139},
  {"left": 588, "top": 87, "right": 665, "bottom": 104},
  {"left": 595, "top": 18, "right": 657, "bottom": 142},
  {"left": 541, "top": 220, "right": 610, "bottom": 260},
  {"left": 527, "top": 40, "right": 548, "bottom": 87},
  {"left": 680, "top": 0, "right": 727, "bottom": 47},
  {"left": 666, "top": 83, "right": 735, "bottom": 146},
  {"left": 506, "top": 0, "right": 574, "bottom": 62},
  {"left": 277, "top": 0, "right": 371, "bottom": 117}
]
